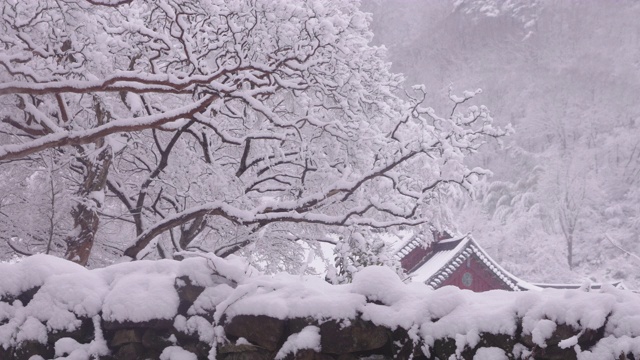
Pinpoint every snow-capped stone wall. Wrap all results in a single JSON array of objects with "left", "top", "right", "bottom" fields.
[{"left": 1, "top": 254, "right": 639, "bottom": 360}]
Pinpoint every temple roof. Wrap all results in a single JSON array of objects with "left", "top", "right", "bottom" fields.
[
  {"left": 396, "top": 233, "right": 628, "bottom": 292},
  {"left": 398, "top": 234, "right": 534, "bottom": 291}
]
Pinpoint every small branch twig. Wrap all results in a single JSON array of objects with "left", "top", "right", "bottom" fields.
[{"left": 605, "top": 233, "right": 640, "bottom": 264}]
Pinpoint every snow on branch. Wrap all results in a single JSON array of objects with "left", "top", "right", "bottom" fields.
[
  {"left": 0, "top": 0, "right": 511, "bottom": 265},
  {"left": 0, "top": 96, "right": 216, "bottom": 162},
  {"left": 85, "top": 0, "right": 133, "bottom": 6}
]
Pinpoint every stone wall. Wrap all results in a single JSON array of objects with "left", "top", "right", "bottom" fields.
[
  {"left": 1, "top": 279, "right": 624, "bottom": 360},
  {"left": 1, "top": 255, "right": 639, "bottom": 360}
]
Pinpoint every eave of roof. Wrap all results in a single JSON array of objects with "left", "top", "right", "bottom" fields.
[
  {"left": 405, "top": 235, "right": 538, "bottom": 291},
  {"left": 394, "top": 233, "right": 433, "bottom": 260},
  {"left": 532, "top": 281, "right": 627, "bottom": 290},
  {"left": 409, "top": 236, "right": 469, "bottom": 285}
]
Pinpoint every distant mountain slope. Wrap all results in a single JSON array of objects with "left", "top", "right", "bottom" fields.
[{"left": 365, "top": 0, "right": 640, "bottom": 288}]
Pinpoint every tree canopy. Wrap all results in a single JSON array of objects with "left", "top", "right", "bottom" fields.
[{"left": 0, "top": 0, "right": 508, "bottom": 271}]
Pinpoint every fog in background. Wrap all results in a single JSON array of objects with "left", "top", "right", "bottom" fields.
[{"left": 364, "top": 0, "right": 640, "bottom": 286}]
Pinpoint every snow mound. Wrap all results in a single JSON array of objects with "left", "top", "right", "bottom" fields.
[
  {"left": 160, "top": 346, "right": 197, "bottom": 360},
  {"left": 275, "top": 326, "right": 321, "bottom": 359},
  {"left": 474, "top": 346, "right": 508, "bottom": 360},
  {"left": 102, "top": 272, "right": 179, "bottom": 323},
  {"left": 0, "top": 253, "right": 254, "bottom": 351},
  {"left": 0, "top": 255, "right": 86, "bottom": 299}
]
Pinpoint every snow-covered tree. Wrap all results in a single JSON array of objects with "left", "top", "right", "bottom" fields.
[
  {"left": 0, "top": 0, "right": 508, "bottom": 267},
  {"left": 0, "top": 150, "right": 71, "bottom": 259}
]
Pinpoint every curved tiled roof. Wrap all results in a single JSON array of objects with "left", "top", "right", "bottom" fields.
[
  {"left": 397, "top": 233, "right": 632, "bottom": 292},
  {"left": 399, "top": 234, "right": 536, "bottom": 291}
]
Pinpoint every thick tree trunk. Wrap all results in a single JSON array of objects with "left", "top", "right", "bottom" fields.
[
  {"left": 558, "top": 206, "right": 577, "bottom": 271},
  {"left": 65, "top": 97, "right": 112, "bottom": 266},
  {"left": 65, "top": 201, "right": 100, "bottom": 265},
  {"left": 65, "top": 146, "right": 112, "bottom": 266},
  {"left": 567, "top": 235, "right": 573, "bottom": 270}
]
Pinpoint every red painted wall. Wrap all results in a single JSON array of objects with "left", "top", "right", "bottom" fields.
[{"left": 440, "top": 255, "right": 511, "bottom": 292}]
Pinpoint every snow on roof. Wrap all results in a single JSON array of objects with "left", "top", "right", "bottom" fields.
[
  {"left": 409, "top": 237, "right": 469, "bottom": 284},
  {"left": 402, "top": 234, "right": 539, "bottom": 291},
  {"left": 467, "top": 241, "right": 540, "bottom": 291},
  {"left": 393, "top": 233, "right": 432, "bottom": 260},
  {"left": 392, "top": 227, "right": 457, "bottom": 259},
  {"left": 532, "top": 281, "right": 628, "bottom": 291},
  {"left": 388, "top": 229, "right": 420, "bottom": 253}
]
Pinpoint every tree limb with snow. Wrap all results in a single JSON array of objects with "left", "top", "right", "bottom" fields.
[{"left": 0, "top": 0, "right": 509, "bottom": 267}]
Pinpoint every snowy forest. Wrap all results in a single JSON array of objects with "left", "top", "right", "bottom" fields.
[
  {"left": 2, "top": 0, "right": 639, "bottom": 288},
  {"left": 364, "top": 0, "right": 640, "bottom": 288}
]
